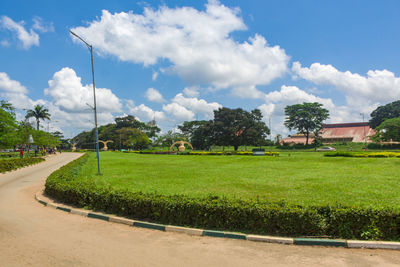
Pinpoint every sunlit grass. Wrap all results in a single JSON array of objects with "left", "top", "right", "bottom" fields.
[{"left": 79, "top": 151, "right": 400, "bottom": 208}]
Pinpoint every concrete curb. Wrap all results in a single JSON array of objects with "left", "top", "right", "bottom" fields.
[{"left": 35, "top": 191, "right": 400, "bottom": 250}]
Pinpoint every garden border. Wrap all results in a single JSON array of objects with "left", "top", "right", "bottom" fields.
[{"left": 35, "top": 190, "right": 400, "bottom": 250}]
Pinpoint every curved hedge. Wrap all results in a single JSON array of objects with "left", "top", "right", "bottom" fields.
[
  {"left": 325, "top": 151, "right": 400, "bottom": 158},
  {"left": 45, "top": 154, "right": 400, "bottom": 240},
  {"left": 0, "top": 157, "right": 45, "bottom": 173}
]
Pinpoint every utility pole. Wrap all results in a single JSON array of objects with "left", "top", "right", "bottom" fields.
[
  {"left": 70, "top": 30, "right": 101, "bottom": 175},
  {"left": 361, "top": 113, "right": 366, "bottom": 148}
]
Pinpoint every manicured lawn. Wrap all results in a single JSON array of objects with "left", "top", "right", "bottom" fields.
[{"left": 79, "top": 152, "right": 400, "bottom": 208}]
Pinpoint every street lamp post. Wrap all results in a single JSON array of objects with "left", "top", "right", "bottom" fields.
[
  {"left": 70, "top": 30, "right": 101, "bottom": 175},
  {"left": 360, "top": 113, "right": 366, "bottom": 148}
]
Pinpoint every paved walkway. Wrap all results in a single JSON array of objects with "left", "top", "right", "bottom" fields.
[{"left": 0, "top": 153, "right": 399, "bottom": 266}]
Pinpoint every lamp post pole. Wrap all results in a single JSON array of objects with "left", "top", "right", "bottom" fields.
[
  {"left": 70, "top": 30, "right": 101, "bottom": 175},
  {"left": 361, "top": 113, "right": 366, "bottom": 148}
]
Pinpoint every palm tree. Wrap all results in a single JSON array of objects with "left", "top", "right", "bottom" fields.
[{"left": 25, "top": 105, "right": 51, "bottom": 130}]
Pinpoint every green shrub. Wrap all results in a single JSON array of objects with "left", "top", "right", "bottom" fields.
[
  {"left": 0, "top": 157, "right": 45, "bottom": 173},
  {"left": 325, "top": 152, "right": 400, "bottom": 158},
  {"left": 45, "top": 154, "right": 400, "bottom": 240}
]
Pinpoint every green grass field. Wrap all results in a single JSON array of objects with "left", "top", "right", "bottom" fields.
[{"left": 79, "top": 152, "right": 400, "bottom": 208}]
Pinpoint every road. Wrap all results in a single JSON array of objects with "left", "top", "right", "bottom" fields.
[{"left": 0, "top": 153, "right": 399, "bottom": 266}]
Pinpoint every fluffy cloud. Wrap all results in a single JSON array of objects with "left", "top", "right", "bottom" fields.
[
  {"left": 163, "top": 102, "right": 194, "bottom": 121},
  {"left": 70, "top": 1, "right": 289, "bottom": 98},
  {"left": 292, "top": 62, "right": 400, "bottom": 110},
  {"left": 128, "top": 103, "right": 166, "bottom": 122},
  {"left": 183, "top": 86, "right": 200, "bottom": 97},
  {"left": 44, "top": 67, "right": 122, "bottom": 113},
  {"left": 0, "top": 16, "right": 39, "bottom": 49},
  {"left": 0, "top": 72, "right": 37, "bottom": 109},
  {"left": 172, "top": 93, "right": 222, "bottom": 119},
  {"left": 145, "top": 87, "right": 165, "bottom": 103}
]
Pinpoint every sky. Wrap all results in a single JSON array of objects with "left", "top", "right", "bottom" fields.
[{"left": 1, "top": 0, "right": 400, "bottom": 138}]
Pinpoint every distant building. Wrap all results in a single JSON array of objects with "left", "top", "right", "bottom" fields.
[{"left": 282, "top": 122, "right": 376, "bottom": 145}]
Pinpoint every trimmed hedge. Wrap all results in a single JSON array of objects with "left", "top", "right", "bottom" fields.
[
  {"left": 324, "top": 151, "right": 400, "bottom": 158},
  {"left": 125, "top": 150, "right": 280, "bottom": 156},
  {"left": 0, "top": 157, "right": 45, "bottom": 173},
  {"left": 45, "top": 154, "right": 400, "bottom": 240}
]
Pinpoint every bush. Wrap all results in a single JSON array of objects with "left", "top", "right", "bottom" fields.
[
  {"left": 324, "top": 152, "right": 400, "bottom": 158},
  {"left": 45, "top": 154, "right": 400, "bottom": 240},
  {"left": 367, "top": 143, "right": 400, "bottom": 150},
  {"left": 0, "top": 157, "right": 45, "bottom": 173}
]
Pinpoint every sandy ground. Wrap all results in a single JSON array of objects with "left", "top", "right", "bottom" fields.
[{"left": 0, "top": 153, "right": 399, "bottom": 267}]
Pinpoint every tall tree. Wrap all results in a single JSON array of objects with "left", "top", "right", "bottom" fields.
[
  {"left": 369, "top": 100, "right": 400, "bottom": 128},
  {"left": 284, "top": 102, "right": 329, "bottom": 145},
  {"left": 213, "top": 107, "right": 270, "bottom": 151},
  {"left": 25, "top": 104, "right": 51, "bottom": 130}
]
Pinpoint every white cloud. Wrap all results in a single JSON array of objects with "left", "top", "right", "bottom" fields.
[
  {"left": 292, "top": 61, "right": 400, "bottom": 109},
  {"left": 128, "top": 103, "right": 166, "bottom": 122},
  {"left": 152, "top": 71, "right": 158, "bottom": 81},
  {"left": 32, "top": 16, "right": 54, "bottom": 33},
  {"left": 0, "top": 16, "right": 39, "bottom": 49},
  {"left": 163, "top": 102, "right": 195, "bottom": 121},
  {"left": 70, "top": 1, "right": 289, "bottom": 98},
  {"left": 0, "top": 72, "right": 28, "bottom": 93},
  {"left": 44, "top": 67, "right": 122, "bottom": 114},
  {"left": 183, "top": 86, "right": 199, "bottom": 97},
  {"left": 145, "top": 87, "right": 165, "bottom": 103},
  {"left": 0, "top": 39, "right": 10, "bottom": 47},
  {"left": 172, "top": 93, "right": 221, "bottom": 119}
]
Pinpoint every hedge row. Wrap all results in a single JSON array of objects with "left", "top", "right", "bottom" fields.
[
  {"left": 45, "top": 154, "right": 400, "bottom": 240},
  {"left": 0, "top": 157, "right": 45, "bottom": 173},
  {"left": 325, "top": 151, "right": 400, "bottom": 158},
  {"left": 126, "top": 151, "right": 280, "bottom": 156}
]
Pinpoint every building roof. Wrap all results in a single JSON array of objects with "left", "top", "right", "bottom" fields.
[
  {"left": 282, "top": 122, "right": 376, "bottom": 144},
  {"left": 320, "top": 122, "right": 375, "bottom": 143}
]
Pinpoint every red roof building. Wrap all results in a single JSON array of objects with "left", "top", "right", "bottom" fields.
[{"left": 282, "top": 122, "right": 376, "bottom": 144}]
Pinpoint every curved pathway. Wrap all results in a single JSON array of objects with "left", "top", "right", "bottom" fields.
[{"left": 0, "top": 153, "right": 399, "bottom": 266}]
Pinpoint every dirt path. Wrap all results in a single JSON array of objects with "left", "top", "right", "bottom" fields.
[{"left": 0, "top": 153, "right": 399, "bottom": 266}]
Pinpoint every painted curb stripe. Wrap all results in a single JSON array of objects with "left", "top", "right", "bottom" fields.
[
  {"left": 33, "top": 191, "right": 400, "bottom": 250},
  {"left": 224, "top": 233, "right": 246, "bottom": 240},
  {"left": 294, "top": 238, "right": 346, "bottom": 247},
  {"left": 203, "top": 230, "right": 225, "bottom": 238},
  {"left": 38, "top": 200, "right": 47, "bottom": 206},
  {"left": 88, "top": 213, "right": 109, "bottom": 221},
  {"left": 56, "top": 206, "right": 71, "bottom": 213},
  {"left": 133, "top": 221, "right": 165, "bottom": 231},
  {"left": 165, "top": 225, "right": 204, "bottom": 236}
]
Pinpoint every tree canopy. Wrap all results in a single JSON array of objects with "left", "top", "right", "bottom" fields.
[
  {"left": 284, "top": 102, "right": 329, "bottom": 145},
  {"left": 178, "top": 107, "right": 270, "bottom": 151},
  {"left": 372, "top": 117, "right": 400, "bottom": 142},
  {"left": 369, "top": 100, "right": 400, "bottom": 129}
]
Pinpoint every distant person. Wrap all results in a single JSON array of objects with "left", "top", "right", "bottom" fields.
[
  {"left": 349, "top": 146, "right": 353, "bottom": 151},
  {"left": 20, "top": 149, "right": 24, "bottom": 159},
  {"left": 34, "top": 147, "right": 39, "bottom": 157}
]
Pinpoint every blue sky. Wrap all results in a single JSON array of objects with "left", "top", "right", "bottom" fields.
[{"left": 1, "top": 0, "right": 400, "bottom": 138}]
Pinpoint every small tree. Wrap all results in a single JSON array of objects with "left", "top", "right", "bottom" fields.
[{"left": 284, "top": 102, "right": 329, "bottom": 145}]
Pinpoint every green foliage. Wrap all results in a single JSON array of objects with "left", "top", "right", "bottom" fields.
[
  {"left": 72, "top": 115, "right": 160, "bottom": 150},
  {"left": 0, "top": 100, "right": 19, "bottom": 148},
  {"left": 0, "top": 157, "right": 45, "bottom": 173},
  {"left": 45, "top": 154, "right": 400, "bottom": 240},
  {"left": 324, "top": 151, "right": 400, "bottom": 158},
  {"left": 25, "top": 104, "right": 51, "bottom": 130},
  {"left": 369, "top": 100, "right": 400, "bottom": 129},
  {"left": 284, "top": 102, "right": 329, "bottom": 145},
  {"left": 372, "top": 117, "right": 400, "bottom": 142},
  {"left": 154, "top": 130, "right": 187, "bottom": 147}
]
